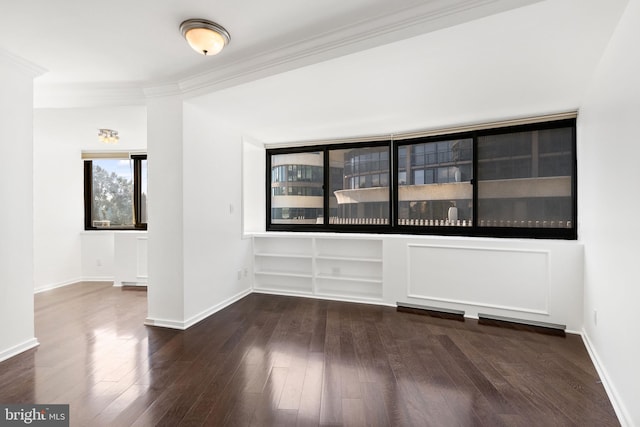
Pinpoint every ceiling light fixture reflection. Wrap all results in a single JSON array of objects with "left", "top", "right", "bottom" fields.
[{"left": 180, "top": 19, "right": 230, "bottom": 56}]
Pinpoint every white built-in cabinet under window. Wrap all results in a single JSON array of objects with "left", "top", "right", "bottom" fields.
[{"left": 253, "top": 235, "right": 383, "bottom": 301}]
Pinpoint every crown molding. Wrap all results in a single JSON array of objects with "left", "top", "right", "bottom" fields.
[
  {"left": 34, "top": 82, "right": 146, "bottom": 109},
  {"left": 171, "top": 0, "right": 544, "bottom": 98},
  {"left": 0, "top": 48, "right": 47, "bottom": 77},
  {"left": 142, "top": 82, "right": 182, "bottom": 99},
  {"left": 34, "top": 0, "right": 542, "bottom": 107}
]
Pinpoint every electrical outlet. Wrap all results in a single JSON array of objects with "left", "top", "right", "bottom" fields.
[
  {"left": 593, "top": 310, "right": 598, "bottom": 326},
  {"left": 243, "top": 268, "right": 248, "bottom": 277}
]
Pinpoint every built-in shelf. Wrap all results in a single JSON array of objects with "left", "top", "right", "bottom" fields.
[
  {"left": 255, "top": 253, "right": 313, "bottom": 259},
  {"left": 315, "top": 255, "right": 382, "bottom": 263},
  {"left": 315, "top": 273, "right": 382, "bottom": 284},
  {"left": 252, "top": 235, "right": 383, "bottom": 301},
  {"left": 255, "top": 271, "right": 312, "bottom": 279},
  {"left": 253, "top": 235, "right": 313, "bottom": 293}
]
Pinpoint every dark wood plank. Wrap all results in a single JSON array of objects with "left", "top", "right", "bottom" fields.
[{"left": 0, "top": 283, "right": 620, "bottom": 426}]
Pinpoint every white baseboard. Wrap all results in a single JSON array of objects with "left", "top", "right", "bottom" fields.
[
  {"left": 81, "top": 276, "right": 114, "bottom": 282},
  {"left": 34, "top": 278, "right": 82, "bottom": 294},
  {"left": 581, "top": 330, "right": 631, "bottom": 427},
  {"left": 35, "top": 277, "right": 114, "bottom": 294},
  {"left": 144, "top": 317, "right": 187, "bottom": 330},
  {"left": 0, "top": 338, "right": 39, "bottom": 363},
  {"left": 115, "top": 281, "right": 148, "bottom": 288},
  {"left": 184, "top": 288, "right": 253, "bottom": 329},
  {"left": 145, "top": 287, "right": 252, "bottom": 330}
]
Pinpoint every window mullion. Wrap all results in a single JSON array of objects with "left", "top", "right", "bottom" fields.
[
  {"left": 472, "top": 133, "right": 478, "bottom": 233},
  {"left": 391, "top": 140, "right": 397, "bottom": 228},
  {"left": 84, "top": 161, "right": 93, "bottom": 230},
  {"left": 133, "top": 158, "right": 141, "bottom": 227},
  {"left": 323, "top": 148, "right": 330, "bottom": 226}
]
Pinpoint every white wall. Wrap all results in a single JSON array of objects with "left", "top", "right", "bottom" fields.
[
  {"left": 113, "top": 232, "right": 148, "bottom": 286},
  {"left": 579, "top": 1, "right": 640, "bottom": 425},
  {"left": 145, "top": 98, "right": 252, "bottom": 329},
  {"left": 242, "top": 136, "right": 266, "bottom": 234},
  {"left": 0, "top": 50, "right": 40, "bottom": 361},
  {"left": 33, "top": 106, "right": 147, "bottom": 291},
  {"left": 182, "top": 103, "right": 252, "bottom": 325},
  {"left": 145, "top": 95, "right": 185, "bottom": 326},
  {"left": 80, "top": 231, "right": 114, "bottom": 281}
]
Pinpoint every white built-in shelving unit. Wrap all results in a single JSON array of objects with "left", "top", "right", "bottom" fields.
[
  {"left": 252, "top": 234, "right": 383, "bottom": 302},
  {"left": 253, "top": 235, "right": 313, "bottom": 294}
]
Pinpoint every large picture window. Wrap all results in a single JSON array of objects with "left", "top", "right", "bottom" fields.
[
  {"left": 84, "top": 154, "right": 147, "bottom": 230},
  {"left": 267, "top": 118, "right": 576, "bottom": 239}
]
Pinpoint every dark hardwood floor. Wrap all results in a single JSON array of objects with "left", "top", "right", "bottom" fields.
[{"left": 0, "top": 283, "right": 619, "bottom": 426}]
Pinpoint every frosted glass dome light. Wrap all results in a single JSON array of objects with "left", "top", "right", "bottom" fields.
[{"left": 180, "top": 19, "right": 230, "bottom": 56}]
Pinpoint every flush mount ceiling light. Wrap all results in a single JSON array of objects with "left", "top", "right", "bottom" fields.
[
  {"left": 180, "top": 19, "right": 230, "bottom": 56},
  {"left": 98, "top": 128, "right": 119, "bottom": 144}
]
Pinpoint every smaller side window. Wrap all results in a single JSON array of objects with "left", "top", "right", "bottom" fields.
[{"left": 84, "top": 155, "right": 147, "bottom": 230}]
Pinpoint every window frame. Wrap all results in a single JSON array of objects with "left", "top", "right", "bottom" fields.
[
  {"left": 83, "top": 154, "right": 148, "bottom": 231},
  {"left": 266, "top": 118, "right": 577, "bottom": 240}
]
